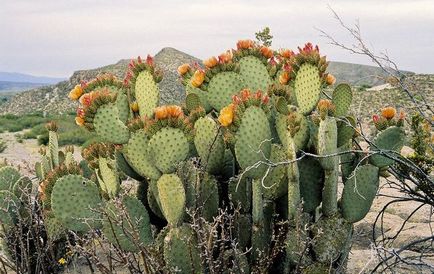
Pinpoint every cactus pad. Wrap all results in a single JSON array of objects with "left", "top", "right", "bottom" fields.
[
  {"left": 0, "top": 166, "right": 21, "bottom": 191},
  {"left": 93, "top": 104, "right": 130, "bottom": 144},
  {"left": 235, "top": 106, "right": 272, "bottom": 179},
  {"left": 148, "top": 127, "right": 190, "bottom": 174},
  {"left": 341, "top": 164, "right": 379, "bottom": 223},
  {"left": 332, "top": 83, "right": 352, "bottom": 117},
  {"left": 299, "top": 157, "right": 324, "bottom": 213},
  {"left": 370, "top": 126, "right": 405, "bottom": 168},
  {"left": 294, "top": 64, "right": 321, "bottom": 115},
  {"left": 135, "top": 70, "right": 159, "bottom": 117},
  {"left": 102, "top": 195, "right": 153, "bottom": 252},
  {"left": 194, "top": 117, "right": 225, "bottom": 174},
  {"left": 51, "top": 174, "right": 102, "bottom": 232},
  {"left": 163, "top": 224, "right": 202, "bottom": 273},
  {"left": 263, "top": 144, "right": 288, "bottom": 200},
  {"left": 337, "top": 116, "right": 356, "bottom": 148},
  {"left": 123, "top": 130, "right": 161, "bottom": 180},
  {"left": 317, "top": 117, "right": 338, "bottom": 170},
  {"left": 0, "top": 190, "right": 20, "bottom": 229},
  {"left": 157, "top": 174, "right": 186, "bottom": 226},
  {"left": 275, "top": 113, "right": 310, "bottom": 151},
  {"left": 208, "top": 71, "right": 245, "bottom": 111},
  {"left": 186, "top": 85, "right": 211, "bottom": 112},
  {"left": 98, "top": 157, "right": 120, "bottom": 198},
  {"left": 239, "top": 55, "right": 272, "bottom": 91}
]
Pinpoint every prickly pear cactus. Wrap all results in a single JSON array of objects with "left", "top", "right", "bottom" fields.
[{"left": 59, "top": 40, "right": 407, "bottom": 273}]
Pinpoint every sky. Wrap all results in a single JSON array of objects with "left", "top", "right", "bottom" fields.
[{"left": 0, "top": 0, "right": 433, "bottom": 78}]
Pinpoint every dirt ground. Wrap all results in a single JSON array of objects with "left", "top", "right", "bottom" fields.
[{"left": 1, "top": 131, "right": 433, "bottom": 273}]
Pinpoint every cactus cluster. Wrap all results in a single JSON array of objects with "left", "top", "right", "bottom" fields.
[{"left": 22, "top": 39, "right": 407, "bottom": 273}]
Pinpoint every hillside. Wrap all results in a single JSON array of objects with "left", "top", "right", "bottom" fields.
[
  {"left": 0, "top": 81, "right": 47, "bottom": 93},
  {"left": 0, "top": 72, "right": 65, "bottom": 84},
  {"left": 0, "top": 48, "right": 427, "bottom": 116}
]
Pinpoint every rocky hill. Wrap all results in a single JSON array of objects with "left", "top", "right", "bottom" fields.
[
  {"left": 0, "top": 47, "right": 200, "bottom": 115},
  {"left": 0, "top": 48, "right": 427, "bottom": 116}
]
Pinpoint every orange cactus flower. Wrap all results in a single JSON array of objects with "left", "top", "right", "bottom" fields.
[
  {"left": 260, "top": 47, "right": 273, "bottom": 59},
  {"left": 166, "top": 105, "right": 183, "bottom": 118},
  {"left": 398, "top": 110, "right": 405, "bottom": 120},
  {"left": 75, "top": 116, "right": 85, "bottom": 126},
  {"left": 130, "top": 102, "right": 139, "bottom": 112},
  {"left": 177, "top": 63, "right": 190, "bottom": 76},
  {"left": 218, "top": 50, "right": 233, "bottom": 63},
  {"left": 280, "top": 49, "right": 294, "bottom": 59},
  {"left": 236, "top": 39, "right": 254, "bottom": 50},
  {"left": 79, "top": 93, "right": 93, "bottom": 107},
  {"left": 317, "top": 99, "right": 333, "bottom": 112},
  {"left": 232, "top": 95, "right": 242, "bottom": 105},
  {"left": 254, "top": 91, "right": 262, "bottom": 100},
  {"left": 191, "top": 70, "right": 206, "bottom": 87},
  {"left": 203, "top": 56, "right": 218, "bottom": 68},
  {"left": 154, "top": 106, "right": 169, "bottom": 119},
  {"left": 381, "top": 107, "right": 397, "bottom": 120},
  {"left": 218, "top": 104, "right": 235, "bottom": 127},
  {"left": 325, "top": 74, "right": 336, "bottom": 85},
  {"left": 279, "top": 72, "right": 290, "bottom": 85},
  {"left": 69, "top": 85, "right": 83, "bottom": 101}
]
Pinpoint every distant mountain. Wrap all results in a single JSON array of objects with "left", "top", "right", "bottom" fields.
[
  {"left": 0, "top": 81, "right": 47, "bottom": 93},
  {"left": 0, "top": 72, "right": 65, "bottom": 84},
  {"left": 0, "top": 48, "right": 425, "bottom": 116}
]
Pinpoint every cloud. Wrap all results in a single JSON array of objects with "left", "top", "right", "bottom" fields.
[{"left": 0, "top": 0, "right": 433, "bottom": 76}]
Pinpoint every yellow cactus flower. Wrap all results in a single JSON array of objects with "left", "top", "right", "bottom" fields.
[
  {"left": 68, "top": 85, "right": 83, "bottom": 101},
  {"left": 154, "top": 106, "right": 169, "bottom": 120},
  {"left": 325, "top": 74, "right": 336, "bottom": 85},
  {"left": 203, "top": 56, "right": 218, "bottom": 68},
  {"left": 58, "top": 258, "right": 67, "bottom": 265},
  {"left": 177, "top": 63, "right": 190, "bottom": 75},
  {"left": 279, "top": 72, "right": 290, "bottom": 85},
  {"left": 381, "top": 107, "right": 396, "bottom": 120},
  {"left": 218, "top": 104, "right": 235, "bottom": 127}
]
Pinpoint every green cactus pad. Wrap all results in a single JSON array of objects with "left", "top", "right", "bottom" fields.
[
  {"left": 263, "top": 144, "right": 287, "bottom": 200},
  {"left": 370, "top": 126, "right": 405, "bottom": 168},
  {"left": 186, "top": 84, "right": 212, "bottom": 112},
  {"left": 163, "top": 224, "right": 202, "bottom": 274},
  {"left": 239, "top": 55, "right": 272, "bottom": 91},
  {"left": 342, "top": 164, "right": 379, "bottom": 223},
  {"left": 13, "top": 176, "right": 32, "bottom": 201},
  {"left": 116, "top": 92, "right": 130, "bottom": 123},
  {"left": 115, "top": 151, "right": 143, "bottom": 181},
  {"left": 234, "top": 214, "right": 252, "bottom": 250},
  {"left": 235, "top": 106, "right": 272, "bottom": 179},
  {"left": 147, "top": 180, "right": 164, "bottom": 219},
  {"left": 317, "top": 117, "right": 338, "bottom": 170},
  {"left": 275, "top": 113, "right": 310, "bottom": 151},
  {"left": 312, "top": 215, "right": 352, "bottom": 263},
  {"left": 35, "top": 162, "right": 44, "bottom": 180},
  {"left": 294, "top": 63, "right": 321, "bottom": 115},
  {"left": 98, "top": 157, "right": 120, "bottom": 198},
  {"left": 51, "top": 174, "right": 102, "bottom": 232},
  {"left": 148, "top": 127, "right": 190, "bottom": 174},
  {"left": 157, "top": 174, "right": 186, "bottom": 226},
  {"left": 228, "top": 177, "right": 251, "bottom": 213},
  {"left": 93, "top": 103, "right": 130, "bottom": 144},
  {"left": 207, "top": 71, "right": 245, "bottom": 111},
  {"left": 135, "top": 70, "right": 159, "bottom": 117},
  {"left": 123, "top": 130, "right": 161, "bottom": 180},
  {"left": 176, "top": 161, "right": 198, "bottom": 212},
  {"left": 45, "top": 214, "right": 66, "bottom": 241},
  {"left": 48, "top": 131, "right": 59, "bottom": 167},
  {"left": 332, "top": 83, "right": 352, "bottom": 117},
  {"left": 197, "top": 174, "right": 219, "bottom": 221},
  {"left": 102, "top": 195, "right": 153, "bottom": 252},
  {"left": 337, "top": 116, "right": 356, "bottom": 148},
  {"left": 299, "top": 157, "right": 324, "bottom": 213},
  {"left": 194, "top": 117, "right": 225, "bottom": 174},
  {"left": 0, "top": 190, "right": 20, "bottom": 229},
  {"left": 0, "top": 166, "right": 21, "bottom": 191}
]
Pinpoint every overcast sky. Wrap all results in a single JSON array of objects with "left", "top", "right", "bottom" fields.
[{"left": 1, "top": 0, "right": 433, "bottom": 77}]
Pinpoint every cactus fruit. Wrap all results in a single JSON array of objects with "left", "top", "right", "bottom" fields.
[{"left": 55, "top": 40, "right": 406, "bottom": 273}]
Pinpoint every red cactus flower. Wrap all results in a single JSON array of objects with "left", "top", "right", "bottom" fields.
[
  {"left": 128, "top": 59, "right": 135, "bottom": 69},
  {"left": 232, "top": 95, "right": 242, "bottom": 105},
  {"left": 269, "top": 57, "right": 277, "bottom": 66},
  {"left": 137, "top": 56, "right": 142, "bottom": 64},
  {"left": 240, "top": 89, "right": 251, "bottom": 101},
  {"left": 372, "top": 114, "right": 379, "bottom": 123},
  {"left": 254, "top": 91, "right": 262, "bottom": 100},
  {"left": 262, "top": 95, "right": 270, "bottom": 104},
  {"left": 76, "top": 107, "right": 85, "bottom": 118}
]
